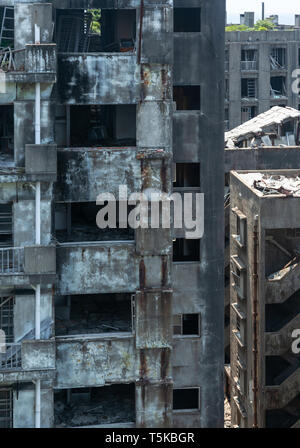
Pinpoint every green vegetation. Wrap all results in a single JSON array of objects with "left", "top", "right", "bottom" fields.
[
  {"left": 88, "top": 9, "right": 101, "bottom": 35},
  {"left": 226, "top": 19, "right": 275, "bottom": 32}
]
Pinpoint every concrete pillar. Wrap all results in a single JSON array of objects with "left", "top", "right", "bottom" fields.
[
  {"left": 258, "top": 43, "right": 270, "bottom": 114},
  {"left": 229, "top": 43, "right": 242, "bottom": 128}
]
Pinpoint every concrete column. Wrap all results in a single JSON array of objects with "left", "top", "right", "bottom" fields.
[
  {"left": 258, "top": 43, "right": 271, "bottom": 114},
  {"left": 229, "top": 43, "right": 242, "bottom": 128}
]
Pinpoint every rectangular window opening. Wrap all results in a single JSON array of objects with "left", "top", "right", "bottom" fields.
[
  {"left": 69, "top": 105, "right": 136, "bottom": 147},
  {"left": 173, "top": 86, "right": 200, "bottom": 111},
  {"left": 241, "top": 49, "right": 258, "bottom": 70},
  {"left": 241, "top": 106, "right": 257, "bottom": 123},
  {"left": 173, "top": 163, "right": 200, "bottom": 188},
  {"left": 270, "top": 76, "right": 286, "bottom": 98},
  {"left": 55, "top": 201, "right": 135, "bottom": 243},
  {"left": 0, "top": 203, "right": 13, "bottom": 248},
  {"left": 0, "top": 388, "right": 13, "bottom": 428},
  {"left": 174, "top": 8, "right": 201, "bottom": 32},
  {"left": 173, "top": 388, "right": 200, "bottom": 411},
  {"left": 0, "top": 7, "right": 14, "bottom": 48},
  {"left": 173, "top": 239, "right": 200, "bottom": 263},
  {"left": 270, "top": 48, "right": 286, "bottom": 69},
  {"left": 0, "top": 105, "right": 14, "bottom": 165},
  {"left": 55, "top": 293, "right": 133, "bottom": 336},
  {"left": 54, "top": 384, "right": 135, "bottom": 427},
  {"left": 173, "top": 314, "right": 200, "bottom": 336},
  {"left": 0, "top": 296, "right": 14, "bottom": 343},
  {"left": 55, "top": 9, "right": 136, "bottom": 53},
  {"left": 241, "top": 79, "right": 256, "bottom": 98}
]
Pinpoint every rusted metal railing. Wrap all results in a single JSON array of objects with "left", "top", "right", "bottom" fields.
[
  {"left": 0, "top": 343, "right": 22, "bottom": 370},
  {"left": 0, "top": 247, "right": 24, "bottom": 274}
]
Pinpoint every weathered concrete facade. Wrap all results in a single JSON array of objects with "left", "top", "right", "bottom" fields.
[
  {"left": 229, "top": 171, "right": 300, "bottom": 427},
  {"left": 225, "top": 31, "right": 300, "bottom": 131},
  {"left": 0, "top": 0, "right": 225, "bottom": 427}
]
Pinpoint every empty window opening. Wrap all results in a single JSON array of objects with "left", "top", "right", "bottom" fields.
[
  {"left": 173, "top": 314, "right": 200, "bottom": 336},
  {"left": 265, "top": 290, "right": 300, "bottom": 332},
  {"left": 241, "top": 79, "right": 256, "bottom": 98},
  {"left": 266, "top": 395, "right": 300, "bottom": 428},
  {"left": 270, "top": 76, "right": 286, "bottom": 98},
  {"left": 55, "top": 293, "right": 133, "bottom": 336},
  {"left": 0, "top": 388, "right": 13, "bottom": 428},
  {"left": 265, "top": 356, "right": 300, "bottom": 386},
  {"left": 54, "top": 384, "right": 135, "bottom": 427},
  {"left": 270, "top": 48, "right": 286, "bottom": 69},
  {"left": 0, "top": 106, "right": 14, "bottom": 164},
  {"left": 173, "top": 388, "right": 200, "bottom": 411},
  {"left": 69, "top": 105, "right": 136, "bottom": 147},
  {"left": 173, "top": 239, "right": 200, "bottom": 262},
  {"left": 173, "top": 163, "right": 200, "bottom": 188},
  {"left": 0, "top": 7, "right": 14, "bottom": 48},
  {"left": 241, "top": 49, "right": 258, "bottom": 70},
  {"left": 265, "top": 229, "right": 298, "bottom": 278},
  {"left": 0, "top": 296, "right": 14, "bottom": 343},
  {"left": 0, "top": 203, "right": 12, "bottom": 248},
  {"left": 55, "top": 9, "right": 136, "bottom": 53},
  {"left": 173, "top": 86, "right": 200, "bottom": 111},
  {"left": 55, "top": 202, "right": 134, "bottom": 243},
  {"left": 241, "top": 106, "right": 257, "bottom": 123},
  {"left": 174, "top": 8, "right": 201, "bottom": 32}
]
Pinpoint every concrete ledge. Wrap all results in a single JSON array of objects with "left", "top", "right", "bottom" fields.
[
  {"left": 25, "top": 144, "right": 57, "bottom": 181},
  {"left": 25, "top": 44, "right": 57, "bottom": 74},
  {"left": 21, "top": 340, "right": 56, "bottom": 370},
  {"left": 24, "top": 246, "right": 56, "bottom": 275}
]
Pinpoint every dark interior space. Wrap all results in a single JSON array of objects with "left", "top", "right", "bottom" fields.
[
  {"left": 265, "top": 290, "right": 300, "bottom": 332},
  {"left": 70, "top": 105, "right": 136, "bottom": 147},
  {"left": 265, "top": 229, "right": 300, "bottom": 278},
  {"left": 55, "top": 202, "right": 134, "bottom": 242},
  {"left": 173, "top": 86, "right": 201, "bottom": 111},
  {"left": 0, "top": 105, "right": 14, "bottom": 164},
  {"left": 241, "top": 78, "right": 256, "bottom": 98},
  {"left": 174, "top": 163, "right": 200, "bottom": 188},
  {"left": 265, "top": 355, "right": 300, "bottom": 386},
  {"left": 173, "top": 388, "right": 199, "bottom": 410},
  {"left": 182, "top": 314, "right": 199, "bottom": 335},
  {"left": 55, "top": 9, "right": 136, "bottom": 53},
  {"left": 55, "top": 293, "right": 132, "bottom": 336},
  {"left": 54, "top": 384, "right": 135, "bottom": 427},
  {"left": 271, "top": 76, "right": 286, "bottom": 97},
  {"left": 266, "top": 395, "right": 300, "bottom": 428},
  {"left": 173, "top": 314, "right": 200, "bottom": 336},
  {"left": 173, "top": 239, "right": 200, "bottom": 262},
  {"left": 0, "top": 388, "right": 13, "bottom": 428},
  {"left": 0, "top": 203, "right": 12, "bottom": 248},
  {"left": 174, "top": 8, "right": 201, "bottom": 33}
]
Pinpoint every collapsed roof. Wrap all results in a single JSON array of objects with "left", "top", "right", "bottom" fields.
[
  {"left": 225, "top": 106, "right": 300, "bottom": 149},
  {"left": 240, "top": 172, "right": 300, "bottom": 196}
]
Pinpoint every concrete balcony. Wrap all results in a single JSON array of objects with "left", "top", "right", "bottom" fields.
[
  {"left": 55, "top": 333, "right": 169, "bottom": 389},
  {"left": 0, "top": 340, "right": 56, "bottom": 383},
  {"left": 265, "top": 367, "right": 300, "bottom": 410},
  {"left": 57, "top": 53, "right": 139, "bottom": 104},
  {"left": 56, "top": 241, "right": 139, "bottom": 295},
  {"left": 240, "top": 61, "right": 258, "bottom": 71},
  {"left": 266, "top": 261, "right": 300, "bottom": 304},
  {"left": 25, "top": 144, "right": 57, "bottom": 182}
]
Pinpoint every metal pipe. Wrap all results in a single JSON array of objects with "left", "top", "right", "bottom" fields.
[
  {"left": 35, "top": 182, "right": 41, "bottom": 245},
  {"left": 252, "top": 215, "right": 259, "bottom": 428},
  {"left": 35, "top": 379, "right": 41, "bottom": 428},
  {"left": 262, "top": 2, "right": 265, "bottom": 20},
  {"left": 35, "top": 284, "right": 41, "bottom": 340}
]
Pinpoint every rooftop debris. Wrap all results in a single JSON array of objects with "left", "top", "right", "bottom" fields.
[
  {"left": 225, "top": 106, "right": 300, "bottom": 149},
  {"left": 241, "top": 173, "right": 300, "bottom": 196}
]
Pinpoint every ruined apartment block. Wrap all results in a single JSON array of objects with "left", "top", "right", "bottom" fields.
[
  {"left": 225, "top": 24, "right": 300, "bottom": 131},
  {"left": 229, "top": 170, "right": 300, "bottom": 428},
  {"left": 0, "top": 0, "right": 224, "bottom": 428}
]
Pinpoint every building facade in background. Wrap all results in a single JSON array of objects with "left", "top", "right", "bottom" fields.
[{"left": 0, "top": 1, "right": 225, "bottom": 428}]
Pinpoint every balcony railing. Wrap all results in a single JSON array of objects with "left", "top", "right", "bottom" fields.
[
  {"left": 0, "top": 343, "right": 21, "bottom": 370},
  {"left": 0, "top": 247, "right": 24, "bottom": 274},
  {"left": 241, "top": 61, "right": 258, "bottom": 71}
]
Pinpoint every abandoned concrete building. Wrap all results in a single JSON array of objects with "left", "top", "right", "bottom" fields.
[
  {"left": 225, "top": 22, "right": 300, "bottom": 131},
  {"left": 229, "top": 170, "right": 300, "bottom": 428},
  {"left": 224, "top": 107, "right": 300, "bottom": 365},
  {"left": 0, "top": 1, "right": 225, "bottom": 428}
]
